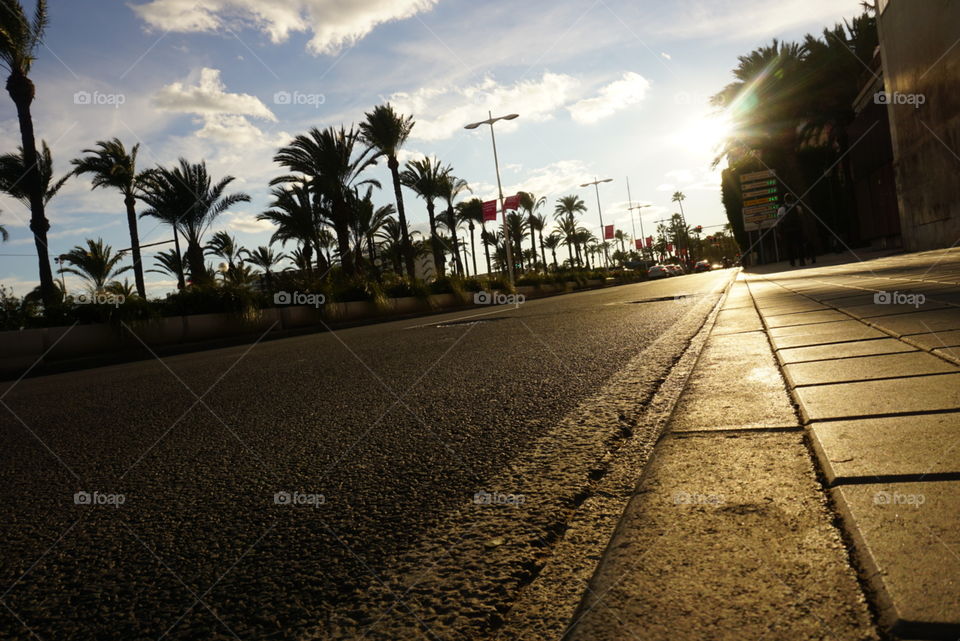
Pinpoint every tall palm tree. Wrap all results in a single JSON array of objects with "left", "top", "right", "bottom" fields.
[
  {"left": 138, "top": 159, "right": 250, "bottom": 286},
  {"left": 205, "top": 230, "right": 243, "bottom": 270},
  {"left": 555, "top": 195, "right": 587, "bottom": 267},
  {"left": 273, "top": 126, "right": 378, "bottom": 277},
  {"left": 376, "top": 217, "right": 406, "bottom": 274},
  {"left": 542, "top": 233, "right": 562, "bottom": 269},
  {"left": 505, "top": 212, "right": 529, "bottom": 271},
  {"left": 438, "top": 172, "right": 470, "bottom": 276},
  {"left": 400, "top": 157, "right": 448, "bottom": 277},
  {"left": 519, "top": 192, "right": 546, "bottom": 271},
  {"left": 0, "top": 0, "right": 56, "bottom": 306},
  {"left": 71, "top": 138, "right": 147, "bottom": 297},
  {"left": 555, "top": 214, "right": 580, "bottom": 267},
  {"left": 359, "top": 103, "right": 416, "bottom": 277},
  {"left": 60, "top": 237, "right": 131, "bottom": 293},
  {"left": 455, "top": 198, "right": 484, "bottom": 276}
]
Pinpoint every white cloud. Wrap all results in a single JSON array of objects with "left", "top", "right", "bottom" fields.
[
  {"left": 131, "top": 0, "right": 440, "bottom": 55},
  {"left": 568, "top": 72, "right": 650, "bottom": 125},
  {"left": 389, "top": 73, "right": 578, "bottom": 142},
  {"left": 387, "top": 71, "right": 650, "bottom": 141},
  {"left": 224, "top": 211, "right": 274, "bottom": 234},
  {"left": 154, "top": 67, "right": 276, "bottom": 121}
]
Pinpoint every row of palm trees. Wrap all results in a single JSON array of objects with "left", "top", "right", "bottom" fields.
[{"left": 1, "top": 0, "right": 659, "bottom": 306}]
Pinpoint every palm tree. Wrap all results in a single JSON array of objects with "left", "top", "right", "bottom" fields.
[
  {"left": 359, "top": 103, "right": 416, "bottom": 278},
  {"left": 400, "top": 157, "right": 448, "bottom": 277},
  {"left": 505, "top": 212, "right": 528, "bottom": 271},
  {"left": 376, "top": 217, "right": 406, "bottom": 274},
  {"left": 0, "top": 0, "right": 57, "bottom": 305},
  {"left": 438, "top": 172, "right": 470, "bottom": 276},
  {"left": 0, "top": 140, "right": 69, "bottom": 206},
  {"left": 71, "top": 138, "right": 147, "bottom": 298},
  {"left": 455, "top": 198, "right": 484, "bottom": 276},
  {"left": 542, "top": 233, "right": 562, "bottom": 269},
  {"left": 138, "top": 159, "right": 250, "bottom": 286},
  {"left": 105, "top": 278, "right": 136, "bottom": 299},
  {"left": 349, "top": 186, "right": 395, "bottom": 271},
  {"left": 243, "top": 245, "right": 285, "bottom": 287},
  {"left": 273, "top": 126, "right": 379, "bottom": 277},
  {"left": 60, "top": 238, "right": 131, "bottom": 293},
  {"left": 520, "top": 192, "right": 546, "bottom": 271},
  {"left": 205, "top": 230, "right": 243, "bottom": 270},
  {"left": 147, "top": 248, "right": 184, "bottom": 285},
  {"left": 554, "top": 195, "right": 587, "bottom": 267},
  {"left": 259, "top": 181, "right": 328, "bottom": 274}
]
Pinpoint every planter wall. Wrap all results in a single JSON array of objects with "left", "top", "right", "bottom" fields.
[{"left": 0, "top": 277, "right": 626, "bottom": 377}]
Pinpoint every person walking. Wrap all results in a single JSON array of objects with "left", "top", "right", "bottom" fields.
[{"left": 777, "top": 195, "right": 808, "bottom": 267}]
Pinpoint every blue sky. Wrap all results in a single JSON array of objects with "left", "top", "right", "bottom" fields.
[{"left": 0, "top": 0, "right": 865, "bottom": 295}]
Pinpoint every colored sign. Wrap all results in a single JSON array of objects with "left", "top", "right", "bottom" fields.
[
  {"left": 603, "top": 225, "right": 614, "bottom": 240},
  {"left": 503, "top": 194, "right": 521, "bottom": 210},
  {"left": 739, "top": 169, "right": 776, "bottom": 183},
  {"left": 482, "top": 200, "right": 498, "bottom": 222}
]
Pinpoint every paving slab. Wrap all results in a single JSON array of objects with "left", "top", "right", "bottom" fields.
[
  {"left": 776, "top": 339, "right": 918, "bottom": 365},
  {"left": 868, "top": 309, "right": 960, "bottom": 337},
  {"left": 794, "top": 373, "right": 960, "bottom": 422},
  {"left": 904, "top": 329, "right": 960, "bottom": 351},
  {"left": 668, "top": 332, "right": 796, "bottom": 432},
  {"left": 712, "top": 306, "right": 764, "bottom": 335},
  {"left": 770, "top": 320, "right": 889, "bottom": 349},
  {"left": 835, "top": 300, "right": 953, "bottom": 319},
  {"left": 783, "top": 352, "right": 958, "bottom": 387},
  {"left": 769, "top": 319, "right": 869, "bottom": 338},
  {"left": 764, "top": 309, "right": 850, "bottom": 328},
  {"left": 832, "top": 482, "right": 960, "bottom": 636},
  {"left": 810, "top": 413, "right": 960, "bottom": 484},
  {"left": 566, "top": 432, "right": 878, "bottom": 641}
]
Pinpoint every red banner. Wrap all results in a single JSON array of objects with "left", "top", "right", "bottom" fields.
[
  {"left": 604, "top": 225, "right": 614, "bottom": 240},
  {"left": 482, "top": 200, "right": 498, "bottom": 222},
  {"left": 645, "top": 236, "right": 653, "bottom": 248},
  {"left": 635, "top": 239, "right": 643, "bottom": 250},
  {"left": 503, "top": 194, "right": 521, "bottom": 211},
  {"left": 666, "top": 243, "right": 674, "bottom": 253}
]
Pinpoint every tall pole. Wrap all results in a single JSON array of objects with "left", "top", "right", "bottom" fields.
[
  {"left": 487, "top": 111, "right": 514, "bottom": 285},
  {"left": 593, "top": 181, "right": 607, "bottom": 268}
]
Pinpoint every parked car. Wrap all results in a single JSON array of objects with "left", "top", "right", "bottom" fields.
[
  {"left": 693, "top": 260, "right": 712, "bottom": 273},
  {"left": 666, "top": 264, "right": 685, "bottom": 276},
  {"left": 647, "top": 264, "right": 671, "bottom": 279}
]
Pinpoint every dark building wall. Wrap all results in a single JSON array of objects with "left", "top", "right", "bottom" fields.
[{"left": 877, "top": 0, "right": 960, "bottom": 251}]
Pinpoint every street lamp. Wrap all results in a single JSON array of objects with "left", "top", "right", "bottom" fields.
[
  {"left": 465, "top": 111, "right": 519, "bottom": 284},
  {"left": 625, "top": 177, "right": 652, "bottom": 261},
  {"left": 580, "top": 177, "right": 614, "bottom": 268}
]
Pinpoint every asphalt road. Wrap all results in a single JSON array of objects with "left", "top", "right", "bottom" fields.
[{"left": 0, "top": 270, "right": 731, "bottom": 640}]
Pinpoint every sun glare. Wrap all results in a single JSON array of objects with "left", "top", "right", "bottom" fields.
[{"left": 669, "top": 110, "right": 734, "bottom": 156}]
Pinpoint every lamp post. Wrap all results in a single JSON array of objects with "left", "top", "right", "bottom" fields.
[
  {"left": 625, "top": 177, "right": 652, "bottom": 262},
  {"left": 465, "top": 111, "right": 519, "bottom": 285},
  {"left": 580, "top": 177, "right": 613, "bottom": 268}
]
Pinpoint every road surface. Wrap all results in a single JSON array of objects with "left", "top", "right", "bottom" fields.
[{"left": 0, "top": 270, "right": 732, "bottom": 640}]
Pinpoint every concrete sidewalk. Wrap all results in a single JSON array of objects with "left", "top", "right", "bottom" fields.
[{"left": 565, "top": 247, "right": 960, "bottom": 641}]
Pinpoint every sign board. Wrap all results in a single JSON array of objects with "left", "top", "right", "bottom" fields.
[{"left": 740, "top": 169, "right": 780, "bottom": 231}]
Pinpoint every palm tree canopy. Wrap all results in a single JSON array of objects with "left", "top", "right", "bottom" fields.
[
  {"left": 243, "top": 245, "right": 285, "bottom": 272},
  {"left": 0, "top": 0, "right": 47, "bottom": 74},
  {"left": 60, "top": 237, "right": 131, "bottom": 291},
  {"left": 259, "top": 181, "right": 326, "bottom": 248},
  {"left": 0, "top": 140, "right": 69, "bottom": 205},
  {"left": 400, "top": 157, "right": 448, "bottom": 204},
  {"left": 71, "top": 138, "right": 140, "bottom": 196},
  {"left": 358, "top": 103, "right": 414, "bottom": 160},
  {"left": 138, "top": 158, "right": 250, "bottom": 242},
  {"left": 554, "top": 194, "right": 587, "bottom": 220},
  {"left": 205, "top": 230, "right": 242, "bottom": 264}
]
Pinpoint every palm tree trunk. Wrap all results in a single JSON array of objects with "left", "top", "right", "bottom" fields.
[
  {"left": 539, "top": 230, "right": 547, "bottom": 268},
  {"left": 389, "top": 156, "right": 415, "bottom": 279},
  {"left": 426, "top": 201, "right": 444, "bottom": 277},
  {"left": 172, "top": 226, "right": 186, "bottom": 289},
  {"left": 7, "top": 70, "right": 55, "bottom": 307},
  {"left": 468, "top": 222, "right": 478, "bottom": 277},
  {"left": 123, "top": 194, "right": 147, "bottom": 297},
  {"left": 335, "top": 224, "right": 353, "bottom": 276},
  {"left": 530, "top": 227, "right": 537, "bottom": 271},
  {"left": 186, "top": 238, "right": 208, "bottom": 285},
  {"left": 481, "top": 222, "right": 491, "bottom": 275}
]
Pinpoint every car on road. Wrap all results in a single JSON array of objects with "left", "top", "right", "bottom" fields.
[
  {"left": 666, "top": 264, "right": 685, "bottom": 277},
  {"left": 693, "top": 260, "right": 712, "bottom": 273},
  {"left": 647, "top": 264, "right": 671, "bottom": 279}
]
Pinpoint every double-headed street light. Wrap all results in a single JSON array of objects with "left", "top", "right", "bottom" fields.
[
  {"left": 581, "top": 177, "right": 614, "bottom": 268},
  {"left": 465, "top": 111, "right": 519, "bottom": 284}
]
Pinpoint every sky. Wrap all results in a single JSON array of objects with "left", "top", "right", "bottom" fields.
[{"left": 0, "top": 0, "right": 866, "bottom": 296}]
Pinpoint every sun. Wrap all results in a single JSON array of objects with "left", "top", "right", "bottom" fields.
[{"left": 669, "top": 110, "right": 734, "bottom": 157}]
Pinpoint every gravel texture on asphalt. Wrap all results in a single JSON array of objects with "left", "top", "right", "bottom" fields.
[{"left": 0, "top": 271, "right": 731, "bottom": 640}]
